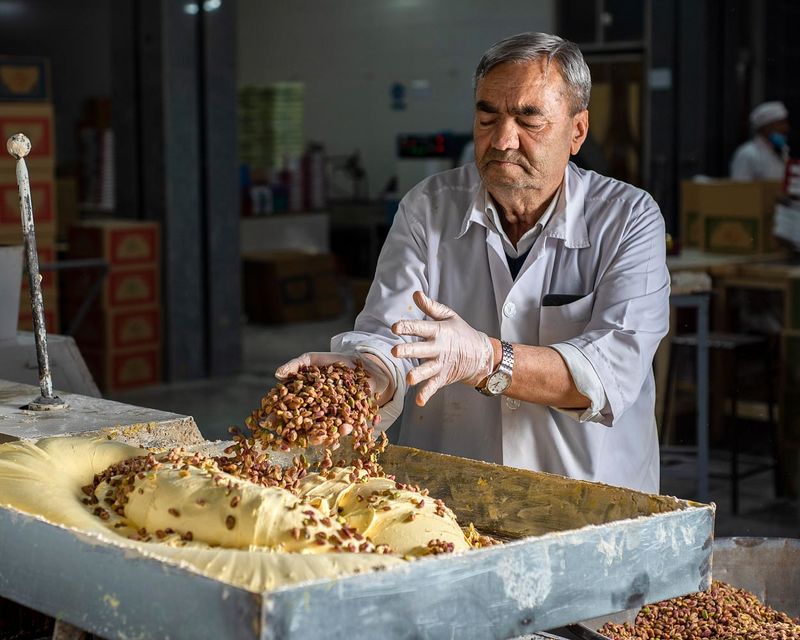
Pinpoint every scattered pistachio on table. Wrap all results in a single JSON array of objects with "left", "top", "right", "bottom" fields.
[{"left": 599, "top": 580, "right": 800, "bottom": 640}]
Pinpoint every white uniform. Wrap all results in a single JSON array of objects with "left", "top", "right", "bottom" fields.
[
  {"left": 730, "top": 136, "right": 786, "bottom": 180},
  {"left": 332, "top": 162, "right": 670, "bottom": 493}
]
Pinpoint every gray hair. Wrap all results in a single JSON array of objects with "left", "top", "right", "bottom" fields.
[{"left": 474, "top": 32, "right": 591, "bottom": 114}]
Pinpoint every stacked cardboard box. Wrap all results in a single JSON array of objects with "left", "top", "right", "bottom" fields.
[
  {"left": 64, "top": 220, "right": 161, "bottom": 393},
  {"left": 243, "top": 250, "right": 342, "bottom": 324},
  {"left": 0, "top": 56, "right": 59, "bottom": 333},
  {"left": 680, "top": 179, "right": 784, "bottom": 254}
]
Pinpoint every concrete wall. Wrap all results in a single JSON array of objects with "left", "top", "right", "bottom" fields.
[{"left": 237, "top": 0, "right": 554, "bottom": 198}]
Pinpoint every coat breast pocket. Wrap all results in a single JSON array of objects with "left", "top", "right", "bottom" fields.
[{"left": 539, "top": 292, "right": 595, "bottom": 345}]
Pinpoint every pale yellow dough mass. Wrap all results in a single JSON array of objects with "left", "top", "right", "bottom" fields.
[{"left": 0, "top": 436, "right": 469, "bottom": 592}]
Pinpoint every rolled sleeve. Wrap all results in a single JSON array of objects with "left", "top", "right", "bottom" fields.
[
  {"left": 550, "top": 342, "right": 611, "bottom": 425},
  {"left": 331, "top": 332, "right": 408, "bottom": 429}
]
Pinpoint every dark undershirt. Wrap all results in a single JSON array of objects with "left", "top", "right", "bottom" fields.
[{"left": 506, "top": 247, "right": 532, "bottom": 280}]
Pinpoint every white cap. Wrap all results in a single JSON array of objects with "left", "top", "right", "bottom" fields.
[{"left": 750, "top": 101, "right": 788, "bottom": 130}]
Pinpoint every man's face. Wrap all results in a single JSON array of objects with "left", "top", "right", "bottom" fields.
[
  {"left": 473, "top": 59, "right": 588, "bottom": 194},
  {"left": 762, "top": 118, "right": 790, "bottom": 137}
]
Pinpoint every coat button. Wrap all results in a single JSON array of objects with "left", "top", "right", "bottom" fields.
[
  {"left": 503, "top": 301, "right": 516, "bottom": 318},
  {"left": 505, "top": 397, "right": 521, "bottom": 410}
]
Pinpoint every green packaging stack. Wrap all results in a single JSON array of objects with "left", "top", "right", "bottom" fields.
[{"left": 238, "top": 83, "right": 305, "bottom": 171}]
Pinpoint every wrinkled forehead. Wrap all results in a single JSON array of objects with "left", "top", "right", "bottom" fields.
[{"left": 474, "top": 59, "right": 570, "bottom": 111}]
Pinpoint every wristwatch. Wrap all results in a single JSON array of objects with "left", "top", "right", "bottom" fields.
[{"left": 476, "top": 340, "right": 514, "bottom": 396}]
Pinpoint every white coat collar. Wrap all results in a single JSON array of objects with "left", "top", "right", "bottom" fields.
[{"left": 455, "top": 161, "right": 590, "bottom": 249}]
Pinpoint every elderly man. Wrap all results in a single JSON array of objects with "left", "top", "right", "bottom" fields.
[
  {"left": 278, "top": 32, "right": 670, "bottom": 493},
  {"left": 730, "top": 101, "right": 790, "bottom": 181}
]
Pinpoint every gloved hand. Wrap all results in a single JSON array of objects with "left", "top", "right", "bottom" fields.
[
  {"left": 391, "top": 291, "right": 494, "bottom": 406},
  {"left": 275, "top": 352, "right": 395, "bottom": 407}
]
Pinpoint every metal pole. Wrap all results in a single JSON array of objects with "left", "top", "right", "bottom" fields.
[{"left": 6, "top": 133, "right": 67, "bottom": 411}]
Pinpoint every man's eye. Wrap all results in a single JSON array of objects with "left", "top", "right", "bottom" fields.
[
  {"left": 478, "top": 119, "right": 496, "bottom": 126},
  {"left": 520, "top": 120, "right": 546, "bottom": 130}
]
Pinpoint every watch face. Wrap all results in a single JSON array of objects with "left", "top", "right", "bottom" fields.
[{"left": 486, "top": 371, "right": 512, "bottom": 395}]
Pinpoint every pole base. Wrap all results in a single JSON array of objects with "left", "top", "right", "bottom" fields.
[{"left": 24, "top": 396, "right": 69, "bottom": 411}]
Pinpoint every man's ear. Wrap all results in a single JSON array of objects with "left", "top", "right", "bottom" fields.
[{"left": 570, "top": 110, "right": 589, "bottom": 156}]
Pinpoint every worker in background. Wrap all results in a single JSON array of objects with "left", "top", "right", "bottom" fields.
[
  {"left": 730, "top": 101, "right": 790, "bottom": 180},
  {"left": 276, "top": 32, "right": 669, "bottom": 494}
]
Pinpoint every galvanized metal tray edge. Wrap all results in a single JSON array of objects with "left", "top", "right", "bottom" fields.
[
  {"left": 0, "top": 506, "right": 262, "bottom": 639},
  {"left": 259, "top": 504, "right": 714, "bottom": 639}
]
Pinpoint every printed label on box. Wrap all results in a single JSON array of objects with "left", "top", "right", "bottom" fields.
[
  {"left": 110, "top": 227, "right": 158, "bottom": 264},
  {"left": 0, "top": 57, "right": 50, "bottom": 101},
  {"left": 114, "top": 309, "right": 160, "bottom": 347},
  {"left": 705, "top": 217, "right": 759, "bottom": 253},
  {"left": 109, "top": 269, "right": 158, "bottom": 306},
  {"left": 112, "top": 350, "right": 159, "bottom": 389}
]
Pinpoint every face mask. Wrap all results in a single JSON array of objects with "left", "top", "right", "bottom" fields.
[{"left": 768, "top": 132, "right": 788, "bottom": 152}]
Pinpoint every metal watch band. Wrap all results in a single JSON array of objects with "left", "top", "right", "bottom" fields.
[
  {"left": 498, "top": 340, "right": 514, "bottom": 377},
  {"left": 476, "top": 340, "right": 514, "bottom": 396}
]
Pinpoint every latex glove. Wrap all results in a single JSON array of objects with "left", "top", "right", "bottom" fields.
[
  {"left": 391, "top": 291, "right": 494, "bottom": 406},
  {"left": 275, "top": 351, "right": 395, "bottom": 406}
]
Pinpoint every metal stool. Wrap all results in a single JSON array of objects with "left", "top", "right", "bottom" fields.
[{"left": 662, "top": 332, "right": 779, "bottom": 514}]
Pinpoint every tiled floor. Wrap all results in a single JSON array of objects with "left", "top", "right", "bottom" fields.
[{"left": 112, "top": 315, "right": 800, "bottom": 540}]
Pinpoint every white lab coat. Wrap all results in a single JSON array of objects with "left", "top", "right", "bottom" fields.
[
  {"left": 332, "top": 162, "right": 670, "bottom": 493},
  {"left": 730, "top": 136, "right": 786, "bottom": 180}
]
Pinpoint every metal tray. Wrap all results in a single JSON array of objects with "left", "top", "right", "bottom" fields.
[{"left": 0, "top": 444, "right": 714, "bottom": 640}]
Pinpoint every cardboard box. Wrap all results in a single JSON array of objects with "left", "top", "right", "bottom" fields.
[
  {"left": 68, "top": 220, "right": 159, "bottom": 266},
  {"left": 81, "top": 345, "right": 161, "bottom": 393},
  {"left": 243, "top": 250, "right": 342, "bottom": 323},
  {"left": 0, "top": 169, "right": 56, "bottom": 239},
  {"left": 71, "top": 305, "right": 160, "bottom": 350},
  {"left": 0, "top": 103, "right": 54, "bottom": 168},
  {"left": 0, "top": 56, "right": 51, "bottom": 102},
  {"left": 61, "top": 265, "right": 159, "bottom": 309},
  {"left": 680, "top": 180, "right": 784, "bottom": 253}
]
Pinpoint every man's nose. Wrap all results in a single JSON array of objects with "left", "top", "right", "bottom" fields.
[{"left": 491, "top": 118, "right": 519, "bottom": 151}]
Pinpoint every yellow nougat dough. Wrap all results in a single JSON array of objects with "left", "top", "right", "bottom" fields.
[
  {"left": 298, "top": 468, "right": 468, "bottom": 554},
  {"left": 0, "top": 436, "right": 144, "bottom": 534},
  {"left": 120, "top": 465, "right": 341, "bottom": 552},
  {"left": 0, "top": 436, "right": 468, "bottom": 591}
]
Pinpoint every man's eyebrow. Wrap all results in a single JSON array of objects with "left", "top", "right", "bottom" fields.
[
  {"left": 474, "top": 101, "right": 544, "bottom": 117},
  {"left": 509, "top": 104, "right": 544, "bottom": 117}
]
